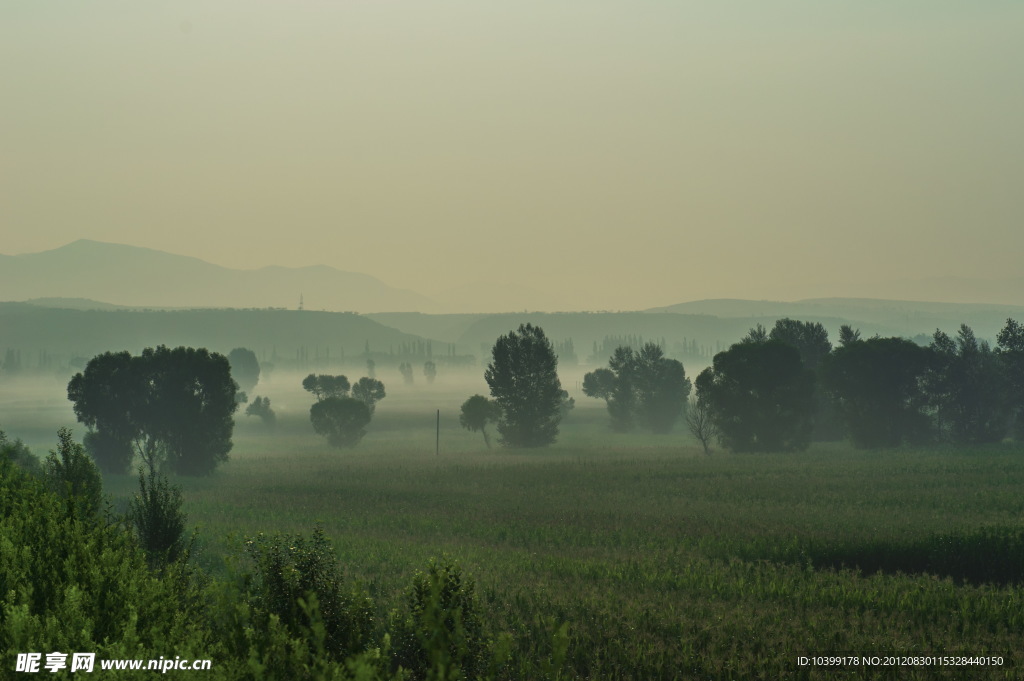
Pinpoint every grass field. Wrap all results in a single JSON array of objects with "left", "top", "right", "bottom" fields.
[{"left": 5, "top": 374, "right": 1024, "bottom": 679}]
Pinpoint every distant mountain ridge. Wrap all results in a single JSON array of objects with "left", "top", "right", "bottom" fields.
[{"left": 0, "top": 240, "right": 435, "bottom": 313}]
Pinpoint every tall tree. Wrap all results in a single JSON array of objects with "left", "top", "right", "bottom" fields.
[
  {"left": 67, "top": 346, "right": 238, "bottom": 476},
  {"left": 583, "top": 344, "right": 691, "bottom": 433},
  {"left": 769, "top": 319, "right": 832, "bottom": 371},
  {"left": 695, "top": 340, "right": 815, "bottom": 452},
  {"left": 923, "top": 325, "right": 1010, "bottom": 444},
  {"left": 484, "top": 324, "right": 563, "bottom": 448},
  {"left": 399, "top": 362, "right": 414, "bottom": 385},
  {"left": 996, "top": 318, "right": 1024, "bottom": 439},
  {"left": 821, "top": 336, "right": 933, "bottom": 448},
  {"left": 423, "top": 360, "right": 437, "bottom": 385}
]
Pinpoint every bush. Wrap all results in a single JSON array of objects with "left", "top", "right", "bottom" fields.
[
  {"left": 0, "top": 428, "right": 40, "bottom": 475},
  {"left": 389, "top": 557, "right": 487, "bottom": 680},
  {"left": 43, "top": 427, "right": 103, "bottom": 521},
  {"left": 243, "top": 526, "right": 374, "bottom": 663},
  {"left": 129, "top": 466, "right": 191, "bottom": 570}
]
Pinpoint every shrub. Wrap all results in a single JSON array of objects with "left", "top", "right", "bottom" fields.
[
  {"left": 129, "top": 466, "right": 191, "bottom": 570},
  {"left": 389, "top": 557, "right": 487, "bottom": 680},
  {"left": 42, "top": 427, "right": 103, "bottom": 521},
  {"left": 243, "top": 526, "right": 374, "bottom": 662}
]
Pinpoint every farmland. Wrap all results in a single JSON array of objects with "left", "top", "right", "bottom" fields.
[{"left": 5, "top": 372, "right": 1012, "bottom": 680}]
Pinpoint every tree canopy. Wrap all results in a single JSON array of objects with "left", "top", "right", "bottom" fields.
[
  {"left": 696, "top": 340, "right": 815, "bottom": 452},
  {"left": 583, "top": 343, "right": 691, "bottom": 433},
  {"left": 459, "top": 395, "right": 502, "bottom": 448},
  {"left": 484, "top": 323, "right": 563, "bottom": 448},
  {"left": 310, "top": 397, "right": 372, "bottom": 448},
  {"left": 67, "top": 346, "right": 238, "bottom": 475}
]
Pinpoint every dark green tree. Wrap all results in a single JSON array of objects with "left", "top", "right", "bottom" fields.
[
  {"left": 66, "top": 350, "right": 143, "bottom": 474},
  {"left": 423, "top": 360, "right": 437, "bottom": 385},
  {"left": 769, "top": 319, "right": 832, "bottom": 370},
  {"left": 583, "top": 343, "right": 691, "bottom": 433},
  {"left": 484, "top": 324, "right": 564, "bottom": 448},
  {"left": 310, "top": 396, "right": 372, "bottom": 447},
  {"left": 923, "top": 325, "right": 1010, "bottom": 444},
  {"left": 68, "top": 346, "right": 238, "bottom": 476},
  {"left": 227, "top": 347, "right": 261, "bottom": 394},
  {"left": 996, "top": 318, "right": 1024, "bottom": 439},
  {"left": 696, "top": 340, "right": 816, "bottom": 452},
  {"left": 43, "top": 428, "right": 103, "bottom": 521},
  {"left": 459, "top": 395, "right": 502, "bottom": 448},
  {"left": 351, "top": 377, "right": 386, "bottom": 415},
  {"left": 821, "top": 336, "right": 933, "bottom": 448},
  {"left": 129, "top": 466, "right": 191, "bottom": 570},
  {"left": 837, "top": 324, "right": 862, "bottom": 348},
  {"left": 302, "top": 373, "right": 351, "bottom": 401}
]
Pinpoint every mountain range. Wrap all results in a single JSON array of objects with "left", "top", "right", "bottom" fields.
[{"left": 0, "top": 240, "right": 433, "bottom": 313}]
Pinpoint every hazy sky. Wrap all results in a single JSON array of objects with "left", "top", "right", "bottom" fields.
[{"left": 3, "top": 2, "right": 1022, "bottom": 311}]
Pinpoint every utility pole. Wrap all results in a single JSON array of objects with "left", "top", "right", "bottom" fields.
[{"left": 436, "top": 409, "right": 440, "bottom": 456}]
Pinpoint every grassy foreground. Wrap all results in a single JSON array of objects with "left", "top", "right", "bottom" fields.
[{"left": 96, "top": 409, "right": 1024, "bottom": 680}]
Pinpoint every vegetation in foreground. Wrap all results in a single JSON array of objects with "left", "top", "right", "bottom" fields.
[{"left": 7, "top": 410, "right": 1017, "bottom": 680}]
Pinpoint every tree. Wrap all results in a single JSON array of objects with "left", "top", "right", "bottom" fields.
[
  {"left": 996, "top": 318, "right": 1024, "bottom": 439},
  {"left": 423, "top": 360, "right": 437, "bottom": 385},
  {"left": 686, "top": 395, "right": 718, "bottom": 455},
  {"left": 66, "top": 350, "right": 143, "bottom": 474},
  {"left": 583, "top": 343, "right": 691, "bottom": 433},
  {"left": 67, "top": 346, "right": 238, "bottom": 476},
  {"left": 769, "top": 318, "right": 839, "bottom": 441},
  {"left": 696, "top": 340, "right": 816, "bottom": 452},
  {"left": 399, "top": 362, "right": 414, "bottom": 385},
  {"left": 227, "top": 347, "right": 261, "bottom": 394},
  {"left": 821, "top": 336, "right": 933, "bottom": 448},
  {"left": 245, "top": 395, "right": 276, "bottom": 428},
  {"left": 768, "top": 319, "right": 832, "bottom": 371},
  {"left": 741, "top": 323, "right": 768, "bottom": 344},
  {"left": 484, "top": 323, "right": 564, "bottom": 447},
  {"left": 302, "top": 374, "right": 351, "bottom": 401},
  {"left": 43, "top": 428, "right": 102, "bottom": 521},
  {"left": 459, "top": 395, "right": 502, "bottom": 448},
  {"left": 838, "top": 325, "right": 862, "bottom": 348},
  {"left": 351, "top": 377, "right": 386, "bottom": 415},
  {"left": 923, "top": 325, "right": 1010, "bottom": 444},
  {"left": 129, "top": 466, "right": 191, "bottom": 570},
  {"left": 1, "top": 429, "right": 40, "bottom": 475},
  {"left": 310, "top": 396, "right": 372, "bottom": 448}
]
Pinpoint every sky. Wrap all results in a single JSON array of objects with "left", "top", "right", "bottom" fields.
[{"left": 2, "top": 1, "right": 1023, "bottom": 312}]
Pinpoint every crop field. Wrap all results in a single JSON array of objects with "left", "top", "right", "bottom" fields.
[{"left": 6, "top": 374, "right": 1024, "bottom": 679}]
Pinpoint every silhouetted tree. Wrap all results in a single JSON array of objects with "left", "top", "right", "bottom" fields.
[
  {"left": 838, "top": 325, "right": 862, "bottom": 348},
  {"left": 68, "top": 346, "right": 238, "bottom": 476},
  {"left": 310, "top": 397, "right": 372, "bottom": 448},
  {"left": 302, "top": 374, "right": 350, "bottom": 401},
  {"left": 43, "top": 428, "right": 102, "bottom": 521},
  {"left": 821, "top": 336, "right": 933, "bottom": 448},
  {"left": 351, "top": 377, "right": 386, "bottom": 415},
  {"left": 741, "top": 324, "right": 768, "bottom": 344},
  {"left": 423, "top": 360, "right": 437, "bottom": 385},
  {"left": 997, "top": 318, "right": 1024, "bottom": 439},
  {"left": 245, "top": 395, "right": 276, "bottom": 428},
  {"left": 485, "top": 323, "right": 563, "bottom": 447},
  {"left": 923, "top": 325, "right": 1010, "bottom": 444},
  {"left": 459, "top": 395, "right": 502, "bottom": 448},
  {"left": 227, "top": 347, "right": 261, "bottom": 394},
  {"left": 583, "top": 343, "right": 691, "bottom": 433},
  {"left": 686, "top": 395, "right": 718, "bottom": 455},
  {"left": 769, "top": 319, "right": 831, "bottom": 370},
  {"left": 399, "top": 362, "right": 414, "bottom": 385},
  {"left": 366, "top": 358, "right": 376, "bottom": 378},
  {"left": 696, "top": 340, "right": 815, "bottom": 452}
]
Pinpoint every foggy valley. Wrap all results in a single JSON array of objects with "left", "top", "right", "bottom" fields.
[{"left": 4, "top": 2, "right": 1024, "bottom": 679}]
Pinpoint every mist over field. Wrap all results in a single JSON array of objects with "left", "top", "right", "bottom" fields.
[{"left": 4, "top": 2, "right": 1024, "bottom": 678}]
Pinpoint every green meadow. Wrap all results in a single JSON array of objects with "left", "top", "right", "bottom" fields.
[{"left": 7, "top": 375, "right": 1024, "bottom": 679}]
